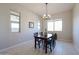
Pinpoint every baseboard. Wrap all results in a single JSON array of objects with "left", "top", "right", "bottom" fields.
[
  {"left": 57, "top": 39, "right": 72, "bottom": 42},
  {"left": 0, "top": 40, "right": 33, "bottom": 52}
]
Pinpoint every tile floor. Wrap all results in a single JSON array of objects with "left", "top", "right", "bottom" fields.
[{"left": 0, "top": 40, "right": 79, "bottom": 55}]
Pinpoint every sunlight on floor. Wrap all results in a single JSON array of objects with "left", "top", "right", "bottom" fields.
[{"left": 0, "top": 40, "right": 79, "bottom": 55}]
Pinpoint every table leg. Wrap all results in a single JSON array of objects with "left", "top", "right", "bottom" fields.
[
  {"left": 44, "top": 39, "right": 47, "bottom": 53},
  {"left": 35, "top": 38, "right": 36, "bottom": 48}
]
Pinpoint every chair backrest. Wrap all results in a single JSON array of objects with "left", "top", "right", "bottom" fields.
[
  {"left": 34, "top": 32, "right": 38, "bottom": 37},
  {"left": 52, "top": 33, "right": 57, "bottom": 40},
  {"left": 54, "top": 33, "right": 57, "bottom": 40},
  {"left": 40, "top": 32, "right": 43, "bottom": 35},
  {"left": 50, "top": 33, "right": 57, "bottom": 41}
]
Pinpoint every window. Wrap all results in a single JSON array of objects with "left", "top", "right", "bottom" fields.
[
  {"left": 10, "top": 10, "right": 20, "bottom": 32},
  {"left": 47, "top": 21, "right": 54, "bottom": 31},
  {"left": 55, "top": 20, "right": 62, "bottom": 31},
  {"left": 38, "top": 22, "right": 40, "bottom": 30},
  {"left": 47, "top": 19, "right": 62, "bottom": 31}
]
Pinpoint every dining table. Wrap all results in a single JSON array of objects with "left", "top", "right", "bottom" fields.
[{"left": 34, "top": 33, "right": 52, "bottom": 53}]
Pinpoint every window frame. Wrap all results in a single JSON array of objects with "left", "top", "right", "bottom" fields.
[
  {"left": 54, "top": 19, "right": 62, "bottom": 31},
  {"left": 47, "top": 21, "right": 54, "bottom": 31},
  {"left": 47, "top": 19, "right": 62, "bottom": 32},
  {"left": 38, "top": 21, "right": 41, "bottom": 31},
  {"left": 10, "top": 10, "right": 21, "bottom": 32}
]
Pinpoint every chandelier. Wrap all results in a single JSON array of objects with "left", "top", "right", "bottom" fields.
[{"left": 42, "top": 3, "right": 51, "bottom": 20}]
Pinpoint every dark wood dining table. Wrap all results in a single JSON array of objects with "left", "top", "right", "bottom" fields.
[{"left": 34, "top": 33, "right": 52, "bottom": 53}]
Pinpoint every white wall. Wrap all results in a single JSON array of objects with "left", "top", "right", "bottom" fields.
[
  {"left": 41, "top": 10, "right": 72, "bottom": 42},
  {"left": 73, "top": 4, "right": 79, "bottom": 52},
  {"left": 0, "top": 4, "right": 39, "bottom": 50}
]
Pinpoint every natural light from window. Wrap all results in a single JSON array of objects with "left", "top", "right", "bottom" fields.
[
  {"left": 47, "top": 19, "right": 62, "bottom": 31},
  {"left": 55, "top": 20, "right": 62, "bottom": 31},
  {"left": 38, "top": 22, "right": 40, "bottom": 31},
  {"left": 47, "top": 21, "right": 54, "bottom": 31},
  {"left": 10, "top": 10, "right": 20, "bottom": 32}
]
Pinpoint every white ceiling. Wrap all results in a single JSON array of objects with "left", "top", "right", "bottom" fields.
[{"left": 20, "top": 3, "right": 74, "bottom": 16}]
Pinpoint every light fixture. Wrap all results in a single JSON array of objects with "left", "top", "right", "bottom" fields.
[{"left": 42, "top": 3, "right": 51, "bottom": 20}]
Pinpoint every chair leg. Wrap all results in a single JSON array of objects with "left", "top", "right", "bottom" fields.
[
  {"left": 41, "top": 40, "right": 44, "bottom": 49},
  {"left": 53, "top": 41, "right": 56, "bottom": 49},
  {"left": 50, "top": 43, "right": 52, "bottom": 52},
  {"left": 43, "top": 42, "right": 45, "bottom": 50},
  {"left": 38, "top": 41, "right": 40, "bottom": 48},
  {"left": 35, "top": 38, "right": 36, "bottom": 48}
]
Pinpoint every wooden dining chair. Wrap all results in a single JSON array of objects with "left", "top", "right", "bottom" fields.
[
  {"left": 52, "top": 33, "right": 57, "bottom": 49},
  {"left": 34, "top": 32, "right": 42, "bottom": 48},
  {"left": 45, "top": 33, "right": 57, "bottom": 52}
]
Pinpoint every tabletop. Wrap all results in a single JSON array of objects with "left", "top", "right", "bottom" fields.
[{"left": 36, "top": 33, "right": 52, "bottom": 39}]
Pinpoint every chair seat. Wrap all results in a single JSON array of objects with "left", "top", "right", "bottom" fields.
[{"left": 47, "top": 39, "right": 52, "bottom": 44}]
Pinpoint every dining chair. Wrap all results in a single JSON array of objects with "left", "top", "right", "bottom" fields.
[
  {"left": 52, "top": 33, "right": 57, "bottom": 49},
  {"left": 40, "top": 32, "right": 44, "bottom": 45},
  {"left": 40, "top": 32, "right": 43, "bottom": 35},
  {"left": 45, "top": 33, "right": 57, "bottom": 52},
  {"left": 34, "top": 32, "right": 42, "bottom": 48}
]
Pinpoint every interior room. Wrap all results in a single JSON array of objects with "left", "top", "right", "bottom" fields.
[{"left": 0, "top": 3, "right": 79, "bottom": 55}]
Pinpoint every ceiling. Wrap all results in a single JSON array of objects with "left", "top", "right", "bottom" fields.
[{"left": 20, "top": 3, "right": 74, "bottom": 16}]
